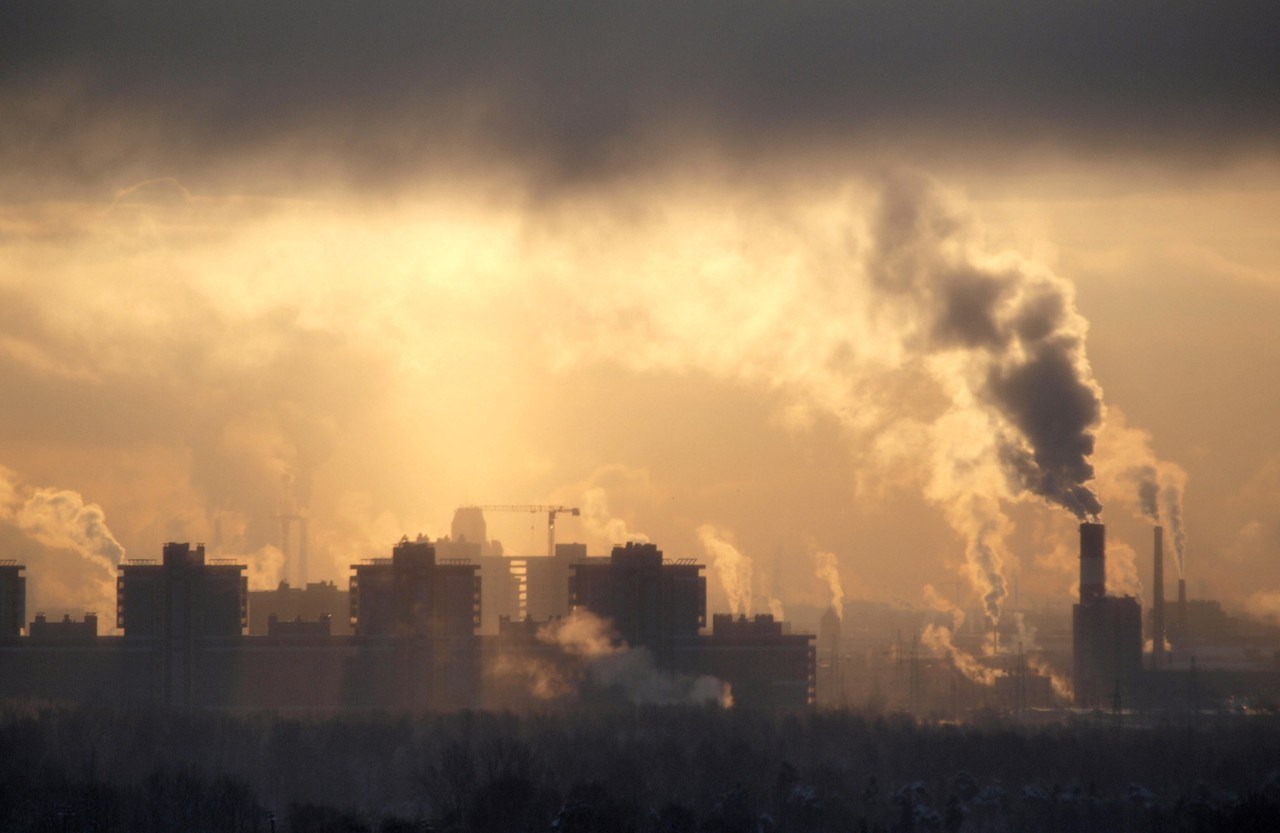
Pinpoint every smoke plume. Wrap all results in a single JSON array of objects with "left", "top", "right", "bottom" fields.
[
  {"left": 1163, "top": 483, "right": 1188, "bottom": 578},
  {"left": 1105, "top": 540, "right": 1143, "bottom": 600},
  {"left": 241, "top": 544, "right": 286, "bottom": 590},
  {"left": 871, "top": 172, "right": 1114, "bottom": 623},
  {"left": 871, "top": 172, "right": 1104, "bottom": 519},
  {"left": 1244, "top": 590, "right": 1280, "bottom": 626},
  {"left": 1027, "top": 655, "right": 1074, "bottom": 703},
  {"left": 0, "top": 467, "right": 124, "bottom": 618},
  {"left": 813, "top": 550, "right": 845, "bottom": 621},
  {"left": 508, "top": 610, "right": 732, "bottom": 706},
  {"left": 580, "top": 487, "right": 649, "bottom": 546},
  {"left": 697, "top": 524, "right": 753, "bottom": 616},
  {"left": 920, "top": 624, "right": 1001, "bottom": 687},
  {"left": 545, "top": 172, "right": 1116, "bottom": 625},
  {"left": 922, "top": 583, "right": 965, "bottom": 631},
  {"left": 1011, "top": 611, "right": 1073, "bottom": 702},
  {"left": 920, "top": 583, "right": 1000, "bottom": 686},
  {"left": 1094, "top": 408, "right": 1189, "bottom": 576}
]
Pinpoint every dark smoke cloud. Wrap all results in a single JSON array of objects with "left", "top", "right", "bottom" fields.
[
  {"left": 2, "top": 2, "right": 1279, "bottom": 197},
  {"left": 1126, "top": 464, "right": 1162, "bottom": 522},
  {"left": 989, "top": 340, "right": 1103, "bottom": 519},
  {"left": 872, "top": 173, "right": 1104, "bottom": 522}
]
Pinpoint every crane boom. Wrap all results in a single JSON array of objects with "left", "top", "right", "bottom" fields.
[{"left": 463, "top": 504, "right": 581, "bottom": 557}]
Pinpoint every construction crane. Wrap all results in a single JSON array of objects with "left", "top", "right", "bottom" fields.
[{"left": 465, "top": 505, "right": 580, "bottom": 557}]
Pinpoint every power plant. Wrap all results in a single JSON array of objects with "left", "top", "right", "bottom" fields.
[{"left": 1070, "top": 522, "right": 1142, "bottom": 707}]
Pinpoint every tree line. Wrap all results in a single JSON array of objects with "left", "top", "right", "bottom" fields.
[{"left": 0, "top": 702, "right": 1278, "bottom": 832}]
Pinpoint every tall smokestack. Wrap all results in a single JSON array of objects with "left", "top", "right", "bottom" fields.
[
  {"left": 299, "top": 515, "right": 309, "bottom": 587},
  {"left": 1152, "top": 526, "right": 1165, "bottom": 669},
  {"left": 1079, "top": 522, "right": 1105, "bottom": 604},
  {"left": 1177, "top": 576, "right": 1187, "bottom": 655}
]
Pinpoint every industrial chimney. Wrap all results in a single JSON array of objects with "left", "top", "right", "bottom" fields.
[
  {"left": 298, "top": 515, "right": 309, "bottom": 587},
  {"left": 1176, "top": 576, "right": 1187, "bottom": 657},
  {"left": 1079, "top": 522, "right": 1105, "bottom": 604},
  {"left": 1152, "top": 526, "right": 1165, "bottom": 669}
]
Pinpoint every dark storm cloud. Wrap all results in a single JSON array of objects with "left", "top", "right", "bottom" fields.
[{"left": 2, "top": 1, "right": 1279, "bottom": 195}]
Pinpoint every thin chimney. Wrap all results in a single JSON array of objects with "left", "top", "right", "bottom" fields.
[
  {"left": 298, "top": 515, "right": 309, "bottom": 587},
  {"left": 1177, "top": 576, "right": 1187, "bottom": 656},
  {"left": 1152, "top": 526, "right": 1165, "bottom": 668}
]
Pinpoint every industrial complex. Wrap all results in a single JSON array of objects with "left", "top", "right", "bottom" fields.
[
  {"left": 0, "top": 508, "right": 816, "bottom": 711},
  {"left": 1, "top": 508, "right": 1277, "bottom": 715}
]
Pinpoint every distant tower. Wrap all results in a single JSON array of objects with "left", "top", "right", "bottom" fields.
[
  {"left": 451, "top": 507, "right": 488, "bottom": 545},
  {"left": 1175, "top": 576, "right": 1188, "bottom": 658},
  {"left": 0, "top": 561, "right": 26, "bottom": 639},
  {"left": 818, "top": 605, "right": 842, "bottom": 703},
  {"left": 1152, "top": 526, "right": 1165, "bottom": 669}
]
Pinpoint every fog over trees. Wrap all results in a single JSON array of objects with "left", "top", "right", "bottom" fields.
[{"left": 2, "top": 704, "right": 1279, "bottom": 832}]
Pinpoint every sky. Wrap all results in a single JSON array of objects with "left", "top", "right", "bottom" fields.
[{"left": 2, "top": 2, "right": 1279, "bottom": 631}]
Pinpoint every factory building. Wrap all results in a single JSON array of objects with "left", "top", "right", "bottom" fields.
[
  {"left": 248, "top": 580, "right": 351, "bottom": 636},
  {"left": 266, "top": 613, "right": 332, "bottom": 637},
  {"left": 117, "top": 542, "right": 247, "bottom": 640},
  {"left": 349, "top": 537, "right": 480, "bottom": 637},
  {"left": 0, "top": 561, "right": 25, "bottom": 639},
  {"left": 0, "top": 533, "right": 817, "bottom": 711},
  {"left": 116, "top": 542, "right": 248, "bottom": 708},
  {"left": 570, "top": 542, "right": 705, "bottom": 670},
  {"left": 678, "top": 614, "right": 815, "bottom": 707},
  {"left": 1072, "top": 522, "right": 1143, "bottom": 708},
  {"left": 523, "top": 543, "right": 587, "bottom": 621},
  {"left": 29, "top": 613, "right": 99, "bottom": 641}
]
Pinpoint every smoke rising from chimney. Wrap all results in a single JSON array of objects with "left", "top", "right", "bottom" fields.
[
  {"left": 920, "top": 624, "right": 1001, "bottom": 687},
  {"left": 549, "top": 464, "right": 658, "bottom": 554},
  {"left": 697, "top": 524, "right": 753, "bottom": 616},
  {"left": 241, "top": 544, "right": 286, "bottom": 590},
  {"left": 547, "top": 172, "right": 1116, "bottom": 625},
  {"left": 923, "top": 583, "right": 965, "bottom": 631},
  {"left": 1095, "top": 408, "right": 1189, "bottom": 577},
  {"left": 870, "top": 172, "right": 1104, "bottom": 523},
  {"left": 495, "top": 610, "right": 733, "bottom": 706},
  {"left": 813, "top": 550, "right": 845, "bottom": 620},
  {"left": 920, "top": 583, "right": 1001, "bottom": 686},
  {"left": 0, "top": 466, "right": 124, "bottom": 618},
  {"left": 1010, "top": 611, "right": 1073, "bottom": 702},
  {"left": 7, "top": 169, "right": 1187, "bottom": 625}
]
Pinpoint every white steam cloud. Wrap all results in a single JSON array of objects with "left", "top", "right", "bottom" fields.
[
  {"left": 0, "top": 466, "right": 124, "bottom": 619},
  {"left": 920, "top": 624, "right": 1001, "bottom": 688},
  {"left": 241, "top": 544, "right": 286, "bottom": 591},
  {"left": 498, "top": 610, "right": 733, "bottom": 706},
  {"left": 580, "top": 487, "right": 649, "bottom": 546},
  {"left": 1095, "top": 407, "right": 1189, "bottom": 576},
  {"left": 813, "top": 550, "right": 845, "bottom": 620},
  {"left": 697, "top": 524, "right": 753, "bottom": 616},
  {"left": 920, "top": 583, "right": 1000, "bottom": 686},
  {"left": 922, "top": 583, "right": 965, "bottom": 631}
]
